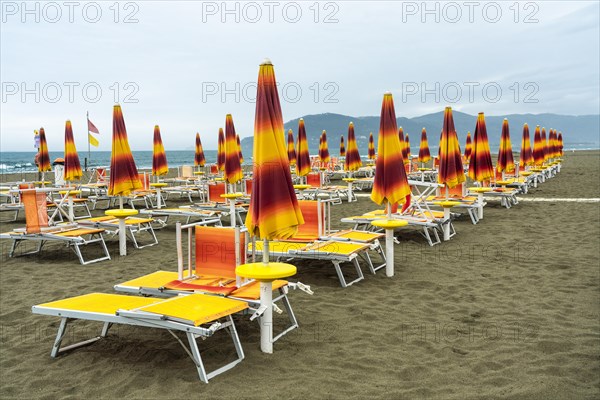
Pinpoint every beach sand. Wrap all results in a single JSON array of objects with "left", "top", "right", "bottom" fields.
[{"left": 1, "top": 151, "right": 598, "bottom": 399}]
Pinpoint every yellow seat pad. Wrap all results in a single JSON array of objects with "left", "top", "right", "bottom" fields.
[
  {"left": 55, "top": 228, "right": 104, "bottom": 237},
  {"left": 137, "top": 294, "right": 247, "bottom": 326},
  {"left": 232, "top": 280, "right": 288, "bottom": 300},
  {"left": 36, "top": 293, "right": 163, "bottom": 315},
  {"left": 331, "top": 230, "right": 383, "bottom": 242}
]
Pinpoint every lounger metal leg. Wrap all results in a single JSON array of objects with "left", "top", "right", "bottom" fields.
[
  {"left": 50, "top": 318, "right": 105, "bottom": 358},
  {"left": 272, "top": 291, "right": 299, "bottom": 343},
  {"left": 186, "top": 332, "right": 209, "bottom": 383}
]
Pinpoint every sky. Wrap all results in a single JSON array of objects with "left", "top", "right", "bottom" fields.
[{"left": 1, "top": 0, "right": 599, "bottom": 151}]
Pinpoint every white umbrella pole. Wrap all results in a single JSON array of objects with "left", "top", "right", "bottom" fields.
[
  {"left": 229, "top": 184, "right": 236, "bottom": 227},
  {"left": 385, "top": 202, "right": 394, "bottom": 277},
  {"left": 260, "top": 237, "right": 273, "bottom": 353},
  {"left": 118, "top": 196, "right": 126, "bottom": 256}
]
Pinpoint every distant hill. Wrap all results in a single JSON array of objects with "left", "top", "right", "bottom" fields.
[{"left": 241, "top": 111, "right": 599, "bottom": 156}]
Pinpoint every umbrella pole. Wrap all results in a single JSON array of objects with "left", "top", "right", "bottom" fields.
[
  {"left": 118, "top": 196, "right": 126, "bottom": 256},
  {"left": 260, "top": 237, "right": 273, "bottom": 353},
  {"left": 41, "top": 172, "right": 45, "bottom": 187},
  {"left": 66, "top": 181, "right": 74, "bottom": 222},
  {"left": 230, "top": 184, "right": 236, "bottom": 228},
  {"left": 385, "top": 202, "right": 394, "bottom": 277}
]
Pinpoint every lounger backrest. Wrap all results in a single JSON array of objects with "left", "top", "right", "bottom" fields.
[
  {"left": 181, "top": 165, "right": 194, "bottom": 178},
  {"left": 307, "top": 173, "right": 321, "bottom": 188},
  {"left": 96, "top": 168, "right": 106, "bottom": 183},
  {"left": 210, "top": 165, "right": 218, "bottom": 174},
  {"left": 139, "top": 173, "right": 150, "bottom": 190},
  {"left": 296, "top": 200, "right": 324, "bottom": 238},
  {"left": 404, "top": 162, "right": 411, "bottom": 174},
  {"left": 411, "top": 157, "right": 419, "bottom": 171},
  {"left": 18, "top": 183, "right": 32, "bottom": 203},
  {"left": 440, "top": 182, "right": 465, "bottom": 197},
  {"left": 22, "top": 189, "right": 48, "bottom": 233},
  {"left": 195, "top": 226, "right": 245, "bottom": 279},
  {"left": 245, "top": 179, "right": 253, "bottom": 195},
  {"left": 208, "top": 183, "right": 226, "bottom": 202},
  {"left": 433, "top": 157, "right": 440, "bottom": 168}
]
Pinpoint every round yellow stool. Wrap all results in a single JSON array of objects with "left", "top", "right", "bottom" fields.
[
  {"left": 468, "top": 187, "right": 491, "bottom": 220},
  {"left": 221, "top": 193, "right": 244, "bottom": 227},
  {"left": 150, "top": 183, "right": 168, "bottom": 209},
  {"left": 105, "top": 208, "right": 138, "bottom": 256}
]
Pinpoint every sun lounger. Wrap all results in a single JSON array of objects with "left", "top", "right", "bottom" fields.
[
  {"left": 0, "top": 189, "right": 110, "bottom": 264},
  {"left": 115, "top": 223, "right": 305, "bottom": 342},
  {"left": 78, "top": 214, "right": 158, "bottom": 249},
  {"left": 139, "top": 206, "right": 223, "bottom": 226},
  {"left": 32, "top": 292, "right": 247, "bottom": 383},
  {"left": 425, "top": 182, "right": 480, "bottom": 224}
]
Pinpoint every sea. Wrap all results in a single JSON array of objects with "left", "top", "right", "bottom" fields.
[{"left": 0, "top": 144, "right": 597, "bottom": 174}]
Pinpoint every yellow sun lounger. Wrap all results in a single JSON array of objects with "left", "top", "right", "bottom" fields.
[
  {"left": 33, "top": 292, "right": 247, "bottom": 383},
  {"left": 78, "top": 215, "right": 158, "bottom": 249}
]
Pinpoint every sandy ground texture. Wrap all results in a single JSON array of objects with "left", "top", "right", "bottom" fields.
[{"left": 0, "top": 151, "right": 598, "bottom": 399}]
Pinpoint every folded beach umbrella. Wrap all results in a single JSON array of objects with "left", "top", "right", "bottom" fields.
[
  {"left": 223, "top": 114, "right": 243, "bottom": 184},
  {"left": 152, "top": 125, "right": 168, "bottom": 177},
  {"left": 371, "top": 92, "right": 411, "bottom": 206},
  {"left": 368, "top": 132, "right": 376, "bottom": 160},
  {"left": 418, "top": 127, "right": 431, "bottom": 163},
  {"left": 540, "top": 127, "right": 549, "bottom": 163},
  {"left": 549, "top": 129, "right": 558, "bottom": 159},
  {"left": 339, "top": 135, "right": 345, "bottom": 157},
  {"left": 319, "top": 130, "right": 330, "bottom": 165},
  {"left": 345, "top": 122, "right": 362, "bottom": 172},
  {"left": 63, "top": 120, "right": 82, "bottom": 181},
  {"left": 245, "top": 59, "right": 304, "bottom": 240},
  {"left": 438, "top": 107, "right": 465, "bottom": 189},
  {"left": 557, "top": 132, "right": 564, "bottom": 156},
  {"left": 295, "top": 119, "right": 311, "bottom": 177},
  {"left": 520, "top": 124, "right": 534, "bottom": 167},
  {"left": 497, "top": 118, "right": 515, "bottom": 174},
  {"left": 468, "top": 112, "right": 494, "bottom": 182},
  {"left": 194, "top": 133, "right": 206, "bottom": 167},
  {"left": 236, "top": 134, "right": 244, "bottom": 164},
  {"left": 287, "top": 129, "right": 296, "bottom": 165},
  {"left": 464, "top": 131, "right": 472, "bottom": 162},
  {"left": 532, "top": 125, "right": 545, "bottom": 166},
  {"left": 399, "top": 127, "right": 409, "bottom": 162},
  {"left": 217, "top": 127, "right": 225, "bottom": 171},
  {"left": 37, "top": 127, "right": 52, "bottom": 173},
  {"left": 109, "top": 105, "right": 141, "bottom": 197},
  {"left": 404, "top": 133, "right": 411, "bottom": 162}
]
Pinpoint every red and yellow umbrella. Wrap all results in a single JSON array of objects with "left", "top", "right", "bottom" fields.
[
  {"left": 217, "top": 127, "right": 225, "bottom": 171},
  {"left": 109, "top": 105, "right": 141, "bottom": 197},
  {"left": 368, "top": 132, "right": 376, "bottom": 160},
  {"left": 319, "top": 130, "right": 330, "bottom": 165},
  {"left": 468, "top": 112, "right": 494, "bottom": 182},
  {"left": 418, "top": 127, "right": 431, "bottom": 163},
  {"left": 237, "top": 134, "right": 244, "bottom": 164},
  {"left": 37, "top": 127, "right": 51, "bottom": 173},
  {"left": 339, "top": 135, "right": 345, "bottom": 157},
  {"left": 404, "top": 133, "right": 411, "bottom": 162},
  {"left": 497, "top": 119, "right": 515, "bottom": 174},
  {"left": 296, "top": 119, "right": 311, "bottom": 177},
  {"left": 194, "top": 133, "right": 206, "bottom": 167},
  {"left": 345, "top": 122, "right": 362, "bottom": 172},
  {"left": 400, "top": 127, "right": 410, "bottom": 162},
  {"left": 63, "top": 120, "right": 82, "bottom": 181},
  {"left": 464, "top": 131, "right": 472, "bottom": 162},
  {"left": 224, "top": 114, "right": 243, "bottom": 184},
  {"left": 438, "top": 107, "right": 465, "bottom": 189},
  {"left": 152, "top": 125, "right": 168, "bottom": 176},
  {"left": 532, "top": 125, "right": 545, "bottom": 166},
  {"left": 557, "top": 132, "right": 564, "bottom": 156},
  {"left": 371, "top": 93, "right": 411, "bottom": 206},
  {"left": 245, "top": 59, "right": 304, "bottom": 240},
  {"left": 287, "top": 129, "right": 296, "bottom": 165},
  {"left": 540, "top": 127, "right": 548, "bottom": 163},
  {"left": 520, "top": 123, "right": 534, "bottom": 167},
  {"left": 550, "top": 129, "right": 558, "bottom": 159}
]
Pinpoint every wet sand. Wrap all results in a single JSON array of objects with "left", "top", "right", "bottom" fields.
[{"left": 1, "top": 150, "right": 599, "bottom": 399}]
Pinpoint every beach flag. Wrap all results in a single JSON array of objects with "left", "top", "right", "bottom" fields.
[
  {"left": 64, "top": 120, "right": 82, "bottom": 181},
  {"left": 438, "top": 107, "right": 465, "bottom": 189},
  {"left": 108, "top": 105, "right": 141, "bottom": 197},
  {"left": 88, "top": 119, "right": 99, "bottom": 134},
  {"left": 287, "top": 129, "right": 296, "bottom": 165},
  {"left": 418, "top": 127, "right": 431, "bottom": 163},
  {"left": 371, "top": 92, "right": 411, "bottom": 206},
  {"left": 195, "top": 133, "right": 206, "bottom": 167},
  {"left": 152, "top": 125, "right": 168, "bottom": 176},
  {"left": 37, "top": 128, "right": 51, "bottom": 172},
  {"left": 217, "top": 127, "right": 225, "bottom": 171},
  {"left": 532, "top": 125, "right": 545, "bottom": 166},
  {"left": 319, "top": 130, "right": 330, "bottom": 165},
  {"left": 88, "top": 133, "right": 99, "bottom": 147},
  {"left": 464, "top": 131, "right": 472, "bottom": 162},
  {"left": 224, "top": 114, "right": 243, "bottom": 184},
  {"left": 87, "top": 116, "right": 100, "bottom": 148},
  {"left": 237, "top": 134, "right": 244, "bottom": 164},
  {"left": 520, "top": 124, "right": 534, "bottom": 167},
  {"left": 345, "top": 122, "right": 362, "bottom": 172},
  {"left": 245, "top": 59, "right": 303, "bottom": 240},
  {"left": 339, "top": 135, "right": 346, "bottom": 157},
  {"left": 368, "top": 132, "right": 376, "bottom": 160},
  {"left": 468, "top": 112, "right": 495, "bottom": 182},
  {"left": 404, "top": 132, "right": 411, "bottom": 162},
  {"left": 497, "top": 119, "right": 515, "bottom": 173},
  {"left": 296, "top": 119, "right": 311, "bottom": 177}
]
